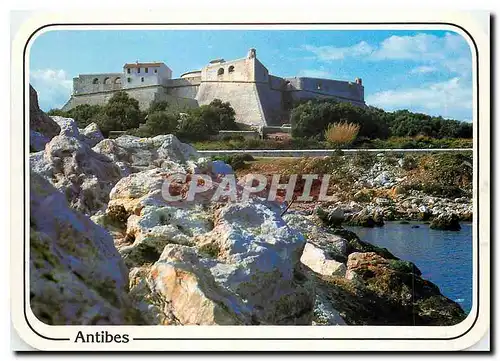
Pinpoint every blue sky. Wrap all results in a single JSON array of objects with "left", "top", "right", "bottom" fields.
[{"left": 29, "top": 29, "right": 473, "bottom": 121}]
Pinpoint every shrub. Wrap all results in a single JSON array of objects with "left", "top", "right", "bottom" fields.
[
  {"left": 177, "top": 99, "right": 238, "bottom": 141},
  {"left": 324, "top": 122, "right": 360, "bottom": 148},
  {"left": 211, "top": 154, "right": 254, "bottom": 170},
  {"left": 131, "top": 110, "right": 179, "bottom": 137}
]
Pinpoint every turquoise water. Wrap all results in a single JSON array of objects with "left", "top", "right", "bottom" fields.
[{"left": 346, "top": 222, "right": 473, "bottom": 314}]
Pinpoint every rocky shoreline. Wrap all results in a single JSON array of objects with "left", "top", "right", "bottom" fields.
[
  {"left": 29, "top": 87, "right": 468, "bottom": 326},
  {"left": 236, "top": 149, "right": 472, "bottom": 231}
]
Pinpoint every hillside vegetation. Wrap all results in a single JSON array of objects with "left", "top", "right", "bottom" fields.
[{"left": 49, "top": 94, "right": 473, "bottom": 149}]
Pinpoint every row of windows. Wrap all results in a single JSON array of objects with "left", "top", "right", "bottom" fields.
[
  {"left": 92, "top": 76, "right": 149, "bottom": 85},
  {"left": 92, "top": 77, "right": 121, "bottom": 85},
  {"left": 217, "top": 65, "right": 235, "bottom": 76},
  {"left": 126, "top": 77, "right": 145, "bottom": 83},
  {"left": 126, "top": 67, "right": 158, "bottom": 74}
]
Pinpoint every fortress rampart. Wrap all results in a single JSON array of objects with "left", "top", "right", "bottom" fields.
[{"left": 62, "top": 48, "right": 365, "bottom": 127}]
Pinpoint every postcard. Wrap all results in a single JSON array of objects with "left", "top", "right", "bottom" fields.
[{"left": 10, "top": 9, "right": 490, "bottom": 351}]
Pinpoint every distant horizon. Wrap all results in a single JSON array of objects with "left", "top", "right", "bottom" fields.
[{"left": 29, "top": 29, "right": 473, "bottom": 122}]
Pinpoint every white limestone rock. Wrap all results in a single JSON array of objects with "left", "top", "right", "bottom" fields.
[
  {"left": 192, "top": 199, "right": 315, "bottom": 325},
  {"left": 156, "top": 134, "right": 199, "bottom": 163},
  {"left": 128, "top": 266, "right": 174, "bottom": 325},
  {"left": 80, "top": 122, "right": 104, "bottom": 147},
  {"left": 50, "top": 116, "right": 80, "bottom": 138},
  {"left": 104, "top": 193, "right": 315, "bottom": 324},
  {"left": 120, "top": 204, "right": 213, "bottom": 268},
  {"left": 147, "top": 244, "right": 250, "bottom": 325},
  {"left": 300, "top": 242, "right": 347, "bottom": 277},
  {"left": 30, "top": 134, "right": 122, "bottom": 215},
  {"left": 30, "top": 172, "right": 136, "bottom": 325},
  {"left": 94, "top": 134, "right": 201, "bottom": 173}
]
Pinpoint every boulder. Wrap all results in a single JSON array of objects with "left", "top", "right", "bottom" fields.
[
  {"left": 120, "top": 204, "right": 213, "bottom": 268},
  {"left": 93, "top": 134, "right": 201, "bottom": 173},
  {"left": 80, "top": 122, "right": 104, "bottom": 147},
  {"left": 191, "top": 199, "right": 315, "bottom": 325},
  {"left": 30, "top": 134, "right": 123, "bottom": 215},
  {"left": 94, "top": 163, "right": 315, "bottom": 325},
  {"left": 156, "top": 134, "right": 199, "bottom": 163},
  {"left": 30, "top": 172, "right": 139, "bottom": 325},
  {"left": 29, "top": 85, "right": 60, "bottom": 146},
  {"left": 300, "top": 243, "right": 346, "bottom": 277},
  {"left": 339, "top": 251, "right": 466, "bottom": 325},
  {"left": 30, "top": 130, "right": 49, "bottom": 152},
  {"left": 345, "top": 209, "right": 384, "bottom": 228},
  {"left": 147, "top": 244, "right": 249, "bottom": 325},
  {"left": 430, "top": 213, "right": 461, "bottom": 231},
  {"left": 50, "top": 116, "right": 80, "bottom": 138},
  {"left": 314, "top": 206, "right": 344, "bottom": 227}
]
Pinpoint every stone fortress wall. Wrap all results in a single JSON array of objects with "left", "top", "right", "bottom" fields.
[
  {"left": 62, "top": 48, "right": 365, "bottom": 127},
  {"left": 73, "top": 73, "right": 123, "bottom": 95}
]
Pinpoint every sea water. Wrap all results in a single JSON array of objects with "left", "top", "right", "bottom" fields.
[{"left": 347, "top": 222, "right": 473, "bottom": 314}]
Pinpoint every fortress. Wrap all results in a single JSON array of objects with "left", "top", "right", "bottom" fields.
[{"left": 63, "top": 48, "right": 366, "bottom": 127}]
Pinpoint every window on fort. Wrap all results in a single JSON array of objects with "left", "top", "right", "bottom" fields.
[
  {"left": 217, "top": 68, "right": 224, "bottom": 76},
  {"left": 92, "top": 78, "right": 99, "bottom": 84},
  {"left": 141, "top": 77, "right": 144, "bottom": 82},
  {"left": 145, "top": 68, "right": 149, "bottom": 73},
  {"left": 154, "top": 69, "right": 158, "bottom": 73},
  {"left": 228, "top": 65, "right": 235, "bottom": 73},
  {"left": 138, "top": 68, "right": 141, "bottom": 73},
  {"left": 104, "top": 77, "right": 111, "bottom": 84},
  {"left": 127, "top": 78, "right": 131, "bottom": 83},
  {"left": 115, "top": 77, "right": 121, "bottom": 84},
  {"left": 127, "top": 68, "right": 131, "bottom": 74},
  {"left": 317, "top": 83, "right": 322, "bottom": 90}
]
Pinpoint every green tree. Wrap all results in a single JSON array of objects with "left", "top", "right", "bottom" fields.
[
  {"left": 207, "top": 99, "right": 238, "bottom": 131},
  {"left": 176, "top": 99, "right": 237, "bottom": 141},
  {"left": 148, "top": 100, "right": 170, "bottom": 113},
  {"left": 95, "top": 92, "right": 144, "bottom": 136},
  {"left": 69, "top": 104, "right": 103, "bottom": 128}
]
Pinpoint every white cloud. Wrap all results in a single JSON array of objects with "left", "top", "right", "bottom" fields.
[
  {"left": 301, "top": 32, "right": 471, "bottom": 77},
  {"left": 30, "top": 69, "right": 73, "bottom": 111},
  {"left": 366, "top": 77, "right": 472, "bottom": 120},
  {"left": 410, "top": 65, "right": 438, "bottom": 74},
  {"left": 302, "top": 41, "right": 374, "bottom": 61}
]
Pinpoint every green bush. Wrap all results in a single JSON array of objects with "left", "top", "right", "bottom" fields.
[
  {"left": 211, "top": 154, "right": 254, "bottom": 170},
  {"left": 177, "top": 99, "right": 238, "bottom": 141}
]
